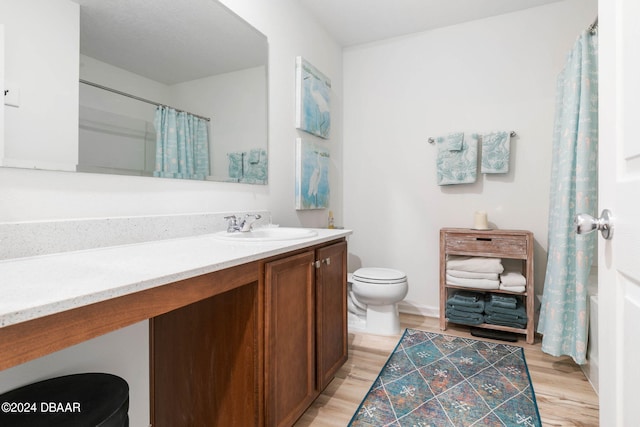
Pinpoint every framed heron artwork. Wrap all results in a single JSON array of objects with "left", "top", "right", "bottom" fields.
[
  {"left": 295, "top": 138, "right": 330, "bottom": 210},
  {"left": 295, "top": 56, "right": 331, "bottom": 139}
]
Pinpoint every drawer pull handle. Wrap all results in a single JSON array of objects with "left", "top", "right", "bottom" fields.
[{"left": 476, "top": 238, "right": 492, "bottom": 242}]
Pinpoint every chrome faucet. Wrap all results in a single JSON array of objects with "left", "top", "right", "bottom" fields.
[{"left": 224, "top": 214, "right": 262, "bottom": 232}]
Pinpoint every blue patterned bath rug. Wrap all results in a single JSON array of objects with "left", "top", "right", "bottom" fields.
[{"left": 349, "top": 328, "right": 541, "bottom": 426}]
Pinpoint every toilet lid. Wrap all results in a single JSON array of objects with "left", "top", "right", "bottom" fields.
[{"left": 353, "top": 267, "right": 406, "bottom": 284}]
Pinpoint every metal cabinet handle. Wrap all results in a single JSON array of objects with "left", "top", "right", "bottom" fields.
[
  {"left": 575, "top": 209, "right": 613, "bottom": 240},
  {"left": 315, "top": 258, "right": 332, "bottom": 268}
]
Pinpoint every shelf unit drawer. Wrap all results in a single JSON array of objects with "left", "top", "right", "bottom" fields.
[{"left": 445, "top": 234, "right": 527, "bottom": 258}]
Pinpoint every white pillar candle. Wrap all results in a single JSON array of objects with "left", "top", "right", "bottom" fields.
[{"left": 474, "top": 211, "right": 488, "bottom": 229}]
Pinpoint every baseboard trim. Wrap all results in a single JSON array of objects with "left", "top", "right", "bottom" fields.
[{"left": 398, "top": 301, "right": 439, "bottom": 318}]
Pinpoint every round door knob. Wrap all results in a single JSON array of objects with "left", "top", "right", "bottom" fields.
[{"left": 574, "top": 209, "right": 613, "bottom": 240}]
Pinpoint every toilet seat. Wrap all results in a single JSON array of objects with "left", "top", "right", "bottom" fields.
[{"left": 352, "top": 267, "right": 406, "bottom": 284}]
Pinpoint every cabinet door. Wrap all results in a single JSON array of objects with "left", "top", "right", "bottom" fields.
[
  {"left": 265, "top": 250, "right": 316, "bottom": 427},
  {"left": 315, "top": 241, "right": 348, "bottom": 391}
]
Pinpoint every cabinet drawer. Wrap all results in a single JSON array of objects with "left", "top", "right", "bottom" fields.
[{"left": 445, "top": 235, "right": 527, "bottom": 258}]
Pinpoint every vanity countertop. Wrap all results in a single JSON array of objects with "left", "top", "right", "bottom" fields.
[{"left": 0, "top": 228, "right": 352, "bottom": 328}]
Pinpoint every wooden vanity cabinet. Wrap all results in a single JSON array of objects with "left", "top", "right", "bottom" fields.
[
  {"left": 264, "top": 240, "right": 347, "bottom": 427},
  {"left": 0, "top": 233, "right": 350, "bottom": 427},
  {"left": 149, "top": 238, "right": 347, "bottom": 427}
]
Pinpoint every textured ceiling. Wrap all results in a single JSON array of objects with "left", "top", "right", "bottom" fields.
[
  {"left": 298, "top": 0, "right": 565, "bottom": 47},
  {"left": 70, "top": 0, "right": 565, "bottom": 84},
  {"left": 71, "top": 0, "right": 267, "bottom": 85}
]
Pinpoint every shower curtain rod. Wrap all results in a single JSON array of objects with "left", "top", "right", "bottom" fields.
[
  {"left": 79, "top": 79, "right": 211, "bottom": 122},
  {"left": 427, "top": 131, "right": 516, "bottom": 144}
]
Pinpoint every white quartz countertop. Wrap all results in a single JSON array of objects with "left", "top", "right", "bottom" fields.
[{"left": 0, "top": 228, "right": 352, "bottom": 328}]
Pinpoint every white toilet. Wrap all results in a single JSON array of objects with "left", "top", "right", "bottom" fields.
[{"left": 347, "top": 267, "right": 408, "bottom": 335}]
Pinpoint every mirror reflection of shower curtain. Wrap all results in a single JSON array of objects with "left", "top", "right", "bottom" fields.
[
  {"left": 537, "top": 30, "right": 598, "bottom": 365},
  {"left": 153, "top": 106, "right": 210, "bottom": 180}
]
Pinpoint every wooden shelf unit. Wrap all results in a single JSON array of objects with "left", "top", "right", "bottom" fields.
[{"left": 439, "top": 228, "right": 535, "bottom": 344}]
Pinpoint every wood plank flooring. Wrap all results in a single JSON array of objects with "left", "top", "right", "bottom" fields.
[{"left": 295, "top": 314, "right": 599, "bottom": 426}]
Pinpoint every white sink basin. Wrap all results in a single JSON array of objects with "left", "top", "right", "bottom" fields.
[{"left": 213, "top": 227, "right": 318, "bottom": 242}]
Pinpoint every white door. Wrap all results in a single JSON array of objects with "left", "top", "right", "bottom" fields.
[{"left": 598, "top": 0, "right": 640, "bottom": 425}]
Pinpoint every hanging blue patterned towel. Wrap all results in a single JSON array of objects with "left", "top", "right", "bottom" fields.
[
  {"left": 228, "top": 152, "right": 244, "bottom": 179},
  {"left": 481, "top": 131, "right": 510, "bottom": 173},
  {"left": 241, "top": 148, "right": 268, "bottom": 184},
  {"left": 436, "top": 132, "right": 478, "bottom": 185}
]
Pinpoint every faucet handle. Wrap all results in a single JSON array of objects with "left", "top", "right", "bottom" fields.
[
  {"left": 224, "top": 215, "right": 238, "bottom": 232},
  {"left": 240, "top": 213, "right": 262, "bottom": 231}
]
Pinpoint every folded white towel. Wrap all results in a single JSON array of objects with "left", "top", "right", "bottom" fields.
[
  {"left": 499, "top": 284, "right": 525, "bottom": 293},
  {"left": 447, "top": 269, "right": 499, "bottom": 280},
  {"left": 446, "top": 256, "right": 504, "bottom": 274},
  {"left": 446, "top": 274, "right": 500, "bottom": 289},
  {"left": 500, "top": 283, "right": 526, "bottom": 290},
  {"left": 500, "top": 271, "right": 527, "bottom": 286}
]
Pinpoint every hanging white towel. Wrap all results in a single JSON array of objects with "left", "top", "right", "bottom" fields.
[{"left": 481, "top": 131, "right": 511, "bottom": 174}]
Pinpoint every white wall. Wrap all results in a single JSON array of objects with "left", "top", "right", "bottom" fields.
[
  {"left": 0, "top": 322, "right": 149, "bottom": 426},
  {"left": 0, "top": 0, "right": 79, "bottom": 171},
  {"left": 80, "top": 56, "right": 268, "bottom": 179},
  {"left": 220, "top": 0, "right": 344, "bottom": 227},
  {"left": 343, "top": 0, "right": 598, "bottom": 316},
  {"left": 170, "top": 65, "right": 268, "bottom": 180},
  {"left": 79, "top": 54, "right": 170, "bottom": 121},
  {"left": 1, "top": 25, "right": 5, "bottom": 162},
  {"left": 79, "top": 55, "right": 166, "bottom": 175}
]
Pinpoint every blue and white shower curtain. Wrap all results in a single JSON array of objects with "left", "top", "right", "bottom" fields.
[
  {"left": 537, "top": 30, "right": 598, "bottom": 365},
  {"left": 153, "top": 106, "right": 210, "bottom": 180}
]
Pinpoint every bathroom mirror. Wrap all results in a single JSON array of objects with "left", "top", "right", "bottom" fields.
[
  {"left": 8, "top": 0, "right": 268, "bottom": 183},
  {"left": 75, "top": 0, "right": 268, "bottom": 183}
]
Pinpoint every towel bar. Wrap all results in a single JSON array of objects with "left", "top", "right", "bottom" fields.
[{"left": 428, "top": 131, "right": 516, "bottom": 144}]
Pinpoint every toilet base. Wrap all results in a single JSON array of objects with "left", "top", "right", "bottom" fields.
[
  {"left": 347, "top": 312, "right": 367, "bottom": 333},
  {"left": 347, "top": 303, "right": 401, "bottom": 336}
]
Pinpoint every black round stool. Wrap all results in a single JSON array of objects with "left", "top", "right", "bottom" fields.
[{"left": 0, "top": 373, "right": 129, "bottom": 426}]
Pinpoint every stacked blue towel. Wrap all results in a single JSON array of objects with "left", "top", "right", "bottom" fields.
[
  {"left": 484, "top": 294, "right": 527, "bottom": 328},
  {"left": 486, "top": 293, "right": 518, "bottom": 309},
  {"left": 449, "top": 290, "right": 483, "bottom": 303},
  {"left": 445, "top": 291, "right": 485, "bottom": 326}
]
